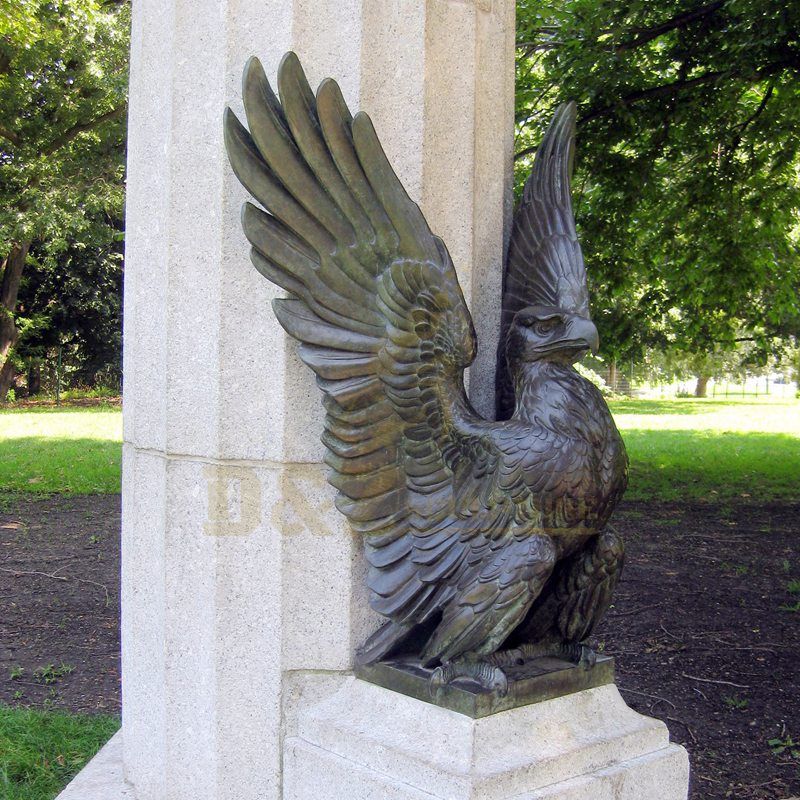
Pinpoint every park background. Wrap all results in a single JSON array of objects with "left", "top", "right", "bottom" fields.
[{"left": 0, "top": 1, "right": 798, "bottom": 799}]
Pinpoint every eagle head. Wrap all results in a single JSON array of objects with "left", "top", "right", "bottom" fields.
[{"left": 507, "top": 305, "right": 599, "bottom": 365}]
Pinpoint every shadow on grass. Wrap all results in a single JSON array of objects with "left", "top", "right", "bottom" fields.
[
  {"left": 0, "top": 403, "right": 119, "bottom": 415},
  {"left": 609, "top": 398, "right": 798, "bottom": 416},
  {"left": 2, "top": 427, "right": 798, "bottom": 502},
  {"left": 0, "top": 437, "right": 121, "bottom": 494},
  {"left": 623, "top": 428, "right": 800, "bottom": 501}
]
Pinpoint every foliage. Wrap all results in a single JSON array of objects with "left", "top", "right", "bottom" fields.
[
  {"left": 573, "top": 360, "right": 616, "bottom": 395},
  {"left": 0, "top": 704, "right": 118, "bottom": 800},
  {"left": 0, "top": 0, "right": 129, "bottom": 394},
  {"left": 633, "top": 337, "right": 799, "bottom": 386},
  {"left": 515, "top": 0, "right": 800, "bottom": 365},
  {"left": 15, "top": 221, "right": 124, "bottom": 390},
  {"left": 768, "top": 734, "right": 800, "bottom": 760},
  {"left": 722, "top": 694, "right": 749, "bottom": 711}
]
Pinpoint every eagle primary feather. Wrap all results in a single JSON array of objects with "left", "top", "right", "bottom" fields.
[
  {"left": 496, "top": 103, "right": 590, "bottom": 420},
  {"left": 224, "top": 52, "right": 628, "bottom": 683}
]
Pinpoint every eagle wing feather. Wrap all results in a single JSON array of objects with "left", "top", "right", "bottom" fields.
[{"left": 224, "top": 53, "right": 589, "bottom": 664}]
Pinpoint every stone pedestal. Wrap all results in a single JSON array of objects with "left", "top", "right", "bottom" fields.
[
  {"left": 56, "top": 733, "right": 132, "bottom": 800},
  {"left": 58, "top": 680, "right": 690, "bottom": 800},
  {"left": 284, "top": 678, "right": 689, "bottom": 800}
]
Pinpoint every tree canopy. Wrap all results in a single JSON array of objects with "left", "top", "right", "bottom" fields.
[
  {"left": 1, "top": 1, "right": 797, "bottom": 398},
  {"left": 0, "top": 0, "right": 129, "bottom": 396},
  {"left": 515, "top": 0, "right": 800, "bottom": 370}
]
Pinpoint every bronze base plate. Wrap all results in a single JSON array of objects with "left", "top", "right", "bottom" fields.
[{"left": 355, "top": 654, "right": 615, "bottom": 718}]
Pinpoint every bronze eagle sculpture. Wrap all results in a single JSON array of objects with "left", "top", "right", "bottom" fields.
[{"left": 224, "top": 52, "right": 628, "bottom": 695}]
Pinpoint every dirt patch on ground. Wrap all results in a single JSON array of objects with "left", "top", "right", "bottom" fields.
[
  {"left": 1, "top": 494, "right": 798, "bottom": 799},
  {"left": 599, "top": 500, "right": 800, "bottom": 800},
  {"left": 0, "top": 494, "right": 121, "bottom": 714}
]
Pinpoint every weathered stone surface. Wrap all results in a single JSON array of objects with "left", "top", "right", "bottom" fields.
[
  {"left": 119, "top": 447, "right": 166, "bottom": 798},
  {"left": 530, "top": 748, "right": 690, "bottom": 800},
  {"left": 56, "top": 733, "right": 134, "bottom": 800},
  {"left": 284, "top": 678, "right": 690, "bottom": 800},
  {"left": 120, "top": 448, "right": 375, "bottom": 798}
]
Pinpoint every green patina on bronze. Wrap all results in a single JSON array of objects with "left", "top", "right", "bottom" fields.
[
  {"left": 224, "top": 52, "right": 628, "bottom": 705},
  {"left": 356, "top": 655, "right": 615, "bottom": 718}
]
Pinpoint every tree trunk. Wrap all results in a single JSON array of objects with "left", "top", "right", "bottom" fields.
[
  {"left": 694, "top": 375, "right": 709, "bottom": 397},
  {"left": 0, "top": 241, "right": 30, "bottom": 400},
  {"left": 0, "top": 358, "right": 16, "bottom": 400},
  {"left": 27, "top": 362, "right": 41, "bottom": 396},
  {"left": 608, "top": 359, "right": 618, "bottom": 391}
]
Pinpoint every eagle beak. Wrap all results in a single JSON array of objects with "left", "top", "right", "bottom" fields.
[{"left": 567, "top": 317, "right": 599, "bottom": 355}]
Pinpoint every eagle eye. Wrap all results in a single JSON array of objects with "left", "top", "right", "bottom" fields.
[{"left": 535, "top": 317, "right": 561, "bottom": 335}]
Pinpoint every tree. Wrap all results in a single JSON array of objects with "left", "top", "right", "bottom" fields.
[
  {"left": 13, "top": 216, "right": 124, "bottom": 393},
  {"left": 0, "top": 0, "right": 129, "bottom": 398},
  {"left": 515, "top": 0, "right": 800, "bottom": 369}
]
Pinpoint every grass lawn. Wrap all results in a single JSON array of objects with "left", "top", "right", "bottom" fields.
[
  {"left": 610, "top": 396, "right": 800, "bottom": 501},
  {"left": 0, "top": 396, "right": 798, "bottom": 501},
  {"left": 0, "top": 406, "right": 121, "bottom": 494},
  {"left": 0, "top": 706, "right": 119, "bottom": 800}
]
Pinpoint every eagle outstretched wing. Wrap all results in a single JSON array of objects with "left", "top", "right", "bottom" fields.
[
  {"left": 496, "top": 102, "right": 590, "bottom": 419},
  {"left": 224, "top": 54, "right": 590, "bottom": 665}
]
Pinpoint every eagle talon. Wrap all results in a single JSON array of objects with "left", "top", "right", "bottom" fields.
[
  {"left": 578, "top": 644, "right": 597, "bottom": 670},
  {"left": 487, "top": 668, "right": 510, "bottom": 696},
  {"left": 428, "top": 660, "right": 509, "bottom": 697},
  {"left": 558, "top": 641, "right": 597, "bottom": 669},
  {"left": 429, "top": 665, "right": 449, "bottom": 697},
  {"left": 499, "top": 641, "right": 597, "bottom": 669}
]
